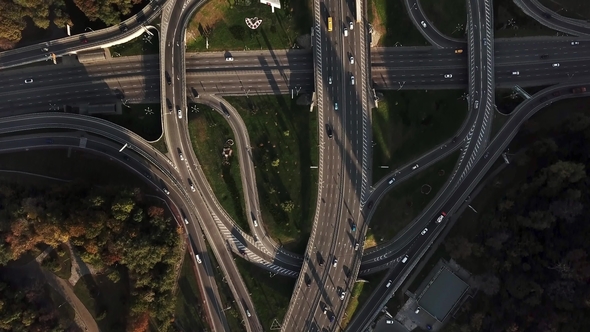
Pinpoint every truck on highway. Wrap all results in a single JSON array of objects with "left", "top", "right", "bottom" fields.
[
  {"left": 572, "top": 87, "right": 587, "bottom": 93},
  {"left": 328, "top": 17, "right": 333, "bottom": 32}
]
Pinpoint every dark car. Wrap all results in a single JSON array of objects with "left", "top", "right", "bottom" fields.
[
  {"left": 367, "top": 201, "right": 374, "bottom": 209},
  {"left": 45, "top": 138, "right": 54, "bottom": 144},
  {"left": 80, "top": 37, "right": 88, "bottom": 43},
  {"left": 452, "top": 136, "right": 458, "bottom": 143},
  {"left": 351, "top": 224, "right": 356, "bottom": 232},
  {"left": 165, "top": 72, "right": 172, "bottom": 86},
  {"left": 166, "top": 98, "right": 173, "bottom": 112},
  {"left": 540, "top": 54, "right": 548, "bottom": 59},
  {"left": 119, "top": 24, "right": 128, "bottom": 32},
  {"left": 325, "top": 124, "right": 333, "bottom": 139},
  {"left": 542, "top": 12, "right": 552, "bottom": 19},
  {"left": 552, "top": 91, "right": 561, "bottom": 97}
]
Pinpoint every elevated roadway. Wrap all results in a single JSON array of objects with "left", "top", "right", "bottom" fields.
[{"left": 514, "top": 0, "right": 590, "bottom": 36}]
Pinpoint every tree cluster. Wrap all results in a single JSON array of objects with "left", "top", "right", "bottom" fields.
[
  {"left": 0, "top": 279, "right": 65, "bottom": 332},
  {"left": 446, "top": 113, "right": 590, "bottom": 332},
  {"left": 0, "top": 181, "right": 183, "bottom": 332},
  {"left": 0, "top": 0, "right": 142, "bottom": 49}
]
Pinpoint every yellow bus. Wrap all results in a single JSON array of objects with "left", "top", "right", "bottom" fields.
[{"left": 328, "top": 17, "right": 333, "bottom": 32}]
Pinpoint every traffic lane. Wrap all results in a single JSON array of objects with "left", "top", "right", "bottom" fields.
[
  {"left": 185, "top": 50, "right": 313, "bottom": 69},
  {"left": 188, "top": 72, "right": 313, "bottom": 95}
]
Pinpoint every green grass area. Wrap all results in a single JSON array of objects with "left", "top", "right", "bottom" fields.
[
  {"left": 45, "top": 284, "right": 76, "bottom": 329},
  {"left": 367, "top": 151, "right": 460, "bottom": 246},
  {"left": 187, "top": 104, "right": 250, "bottom": 232},
  {"left": 186, "top": 0, "right": 312, "bottom": 52},
  {"left": 420, "top": 0, "right": 467, "bottom": 38},
  {"left": 494, "top": 0, "right": 558, "bottom": 37},
  {"left": 174, "top": 251, "right": 211, "bottom": 331},
  {"left": 539, "top": 0, "right": 590, "bottom": 20},
  {"left": 0, "top": 150, "right": 151, "bottom": 189},
  {"left": 206, "top": 245, "right": 245, "bottom": 332},
  {"left": 41, "top": 244, "right": 72, "bottom": 280},
  {"left": 225, "top": 95, "right": 318, "bottom": 253},
  {"left": 109, "top": 33, "right": 159, "bottom": 57},
  {"left": 368, "top": 0, "right": 429, "bottom": 46},
  {"left": 73, "top": 269, "right": 130, "bottom": 331},
  {"left": 97, "top": 104, "right": 162, "bottom": 142},
  {"left": 343, "top": 270, "right": 388, "bottom": 327},
  {"left": 372, "top": 90, "right": 468, "bottom": 183},
  {"left": 234, "top": 256, "right": 295, "bottom": 331},
  {"left": 150, "top": 136, "right": 169, "bottom": 154}
]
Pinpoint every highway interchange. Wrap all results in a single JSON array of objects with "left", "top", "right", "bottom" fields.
[{"left": 1, "top": 0, "right": 590, "bottom": 331}]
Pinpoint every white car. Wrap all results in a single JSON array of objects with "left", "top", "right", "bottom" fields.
[
  {"left": 177, "top": 108, "right": 182, "bottom": 119},
  {"left": 252, "top": 216, "right": 258, "bottom": 227},
  {"left": 184, "top": 217, "right": 189, "bottom": 225},
  {"left": 178, "top": 149, "right": 184, "bottom": 160},
  {"left": 402, "top": 255, "right": 409, "bottom": 263},
  {"left": 552, "top": 63, "right": 560, "bottom": 67},
  {"left": 512, "top": 71, "right": 520, "bottom": 76},
  {"left": 246, "top": 310, "right": 251, "bottom": 318},
  {"left": 163, "top": 187, "right": 170, "bottom": 195},
  {"left": 420, "top": 20, "right": 427, "bottom": 28},
  {"left": 344, "top": 27, "right": 348, "bottom": 37},
  {"left": 386, "top": 320, "right": 394, "bottom": 324},
  {"left": 24, "top": 79, "right": 33, "bottom": 84},
  {"left": 474, "top": 100, "right": 479, "bottom": 109},
  {"left": 421, "top": 228, "right": 428, "bottom": 235},
  {"left": 334, "top": 102, "right": 338, "bottom": 111},
  {"left": 328, "top": 76, "right": 332, "bottom": 85},
  {"left": 386, "top": 280, "right": 392, "bottom": 288},
  {"left": 412, "top": 164, "right": 419, "bottom": 170},
  {"left": 195, "top": 254, "right": 202, "bottom": 264},
  {"left": 444, "top": 74, "right": 452, "bottom": 79},
  {"left": 225, "top": 56, "right": 234, "bottom": 61},
  {"left": 571, "top": 41, "right": 580, "bottom": 45},
  {"left": 351, "top": 75, "right": 355, "bottom": 85},
  {"left": 354, "top": 242, "right": 359, "bottom": 251},
  {"left": 349, "top": 21, "right": 354, "bottom": 30},
  {"left": 388, "top": 178, "right": 395, "bottom": 184},
  {"left": 339, "top": 290, "right": 346, "bottom": 300},
  {"left": 333, "top": 258, "right": 338, "bottom": 267},
  {"left": 349, "top": 56, "right": 354, "bottom": 64},
  {"left": 190, "top": 184, "right": 196, "bottom": 192},
  {"left": 436, "top": 212, "right": 446, "bottom": 223}
]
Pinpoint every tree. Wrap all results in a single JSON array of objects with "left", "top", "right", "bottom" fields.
[
  {"left": 280, "top": 200, "right": 294, "bottom": 213},
  {"left": 444, "top": 236, "right": 473, "bottom": 260},
  {"left": 272, "top": 159, "right": 280, "bottom": 167}
]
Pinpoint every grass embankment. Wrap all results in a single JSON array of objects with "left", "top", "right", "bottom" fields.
[
  {"left": 372, "top": 90, "right": 467, "bottom": 182},
  {"left": 186, "top": 0, "right": 312, "bottom": 51},
  {"left": 494, "top": 0, "right": 558, "bottom": 37},
  {"left": 174, "top": 251, "right": 211, "bottom": 331},
  {"left": 367, "top": 151, "right": 460, "bottom": 247},
  {"left": 73, "top": 269, "right": 130, "bottom": 331},
  {"left": 110, "top": 33, "right": 159, "bottom": 57},
  {"left": 97, "top": 103, "right": 162, "bottom": 142},
  {"left": 421, "top": 0, "right": 467, "bottom": 38},
  {"left": 226, "top": 95, "right": 318, "bottom": 253},
  {"left": 235, "top": 256, "right": 295, "bottom": 331},
  {"left": 342, "top": 270, "right": 388, "bottom": 327},
  {"left": 368, "top": 0, "right": 429, "bottom": 46},
  {"left": 187, "top": 104, "right": 250, "bottom": 232}
]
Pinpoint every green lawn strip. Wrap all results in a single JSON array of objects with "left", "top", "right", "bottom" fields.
[
  {"left": 225, "top": 95, "right": 318, "bottom": 253},
  {"left": 0, "top": 150, "right": 150, "bottom": 189},
  {"left": 494, "top": 0, "right": 558, "bottom": 37},
  {"left": 186, "top": 0, "right": 311, "bottom": 52},
  {"left": 372, "top": 90, "right": 467, "bottom": 183},
  {"left": 538, "top": 0, "right": 590, "bottom": 20},
  {"left": 420, "top": 0, "right": 467, "bottom": 38},
  {"left": 40, "top": 244, "right": 72, "bottom": 280},
  {"left": 174, "top": 251, "right": 210, "bottom": 331},
  {"left": 44, "top": 283, "right": 76, "bottom": 328},
  {"left": 367, "top": 151, "right": 460, "bottom": 246},
  {"left": 187, "top": 104, "right": 250, "bottom": 232},
  {"left": 343, "top": 270, "right": 388, "bottom": 327},
  {"left": 206, "top": 245, "right": 245, "bottom": 332},
  {"left": 73, "top": 269, "right": 130, "bottom": 331},
  {"left": 368, "top": 0, "right": 429, "bottom": 47},
  {"left": 97, "top": 104, "right": 162, "bottom": 142},
  {"left": 234, "top": 255, "right": 295, "bottom": 331},
  {"left": 109, "top": 34, "right": 159, "bottom": 57},
  {"left": 150, "top": 136, "right": 169, "bottom": 154}
]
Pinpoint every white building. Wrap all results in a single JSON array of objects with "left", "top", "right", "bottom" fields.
[{"left": 260, "top": 0, "right": 281, "bottom": 12}]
